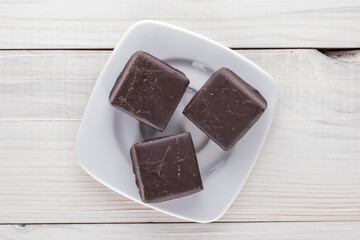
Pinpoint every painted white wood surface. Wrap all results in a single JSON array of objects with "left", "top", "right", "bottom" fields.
[
  {"left": 1, "top": 222, "right": 360, "bottom": 239},
  {"left": 1, "top": 50, "right": 359, "bottom": 120},
  {"left": 0, "top": 0, "right": 359, "bottom": 49},
  {"left": 0, "top": 50, "right": 359, "bottom": 223},
  {"left": 1, "top": 119, "right": 359, "bottom": 223},
  {"left": 323, "top": 50, "right": 360, "bottom": 63},
  {"left": 1, "top": 0, "right": 359, "bottom": 238}
]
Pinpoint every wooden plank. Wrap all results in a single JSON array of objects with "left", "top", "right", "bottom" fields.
[
  {"left": 1, "top": 49, "right": 360, "bottom": 120},
  {"left": 0, "top": 0, "right": 359, "bottom": 49},
  {"left": 1, "top": 222, "right": 360, "bottom": 239},
  {"left": 322, "top": 50, "right": 360, "bottom": 63},
  {"left": 0, "top": 119, "right": 359, "bottom": 223},
  {"left": 0, "top": 50, "right": 104, "bottom": 120},
  {"left": 1, "top": 49, "right": 360, "bottom": 223}
]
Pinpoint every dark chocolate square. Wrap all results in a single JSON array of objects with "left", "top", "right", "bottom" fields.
[
  {"left": 183, "top": 68, "right": 267, "bottom": 151},
  {"left": 110, "top": 51, "right": 190, "bottom": 131},
  {"left": 130, "top": 132, "right": 203, "bottom": 203}
]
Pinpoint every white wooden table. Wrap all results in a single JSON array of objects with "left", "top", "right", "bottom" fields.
[{"left": 1, "top": 1, "right": 360, "bottom": 239}]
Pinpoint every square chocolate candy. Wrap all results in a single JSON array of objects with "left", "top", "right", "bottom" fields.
[
  {"left": 130, "top": 132, "right": 203, "bottom": 203},
  {"left": 110, "top": 51, "right": 190, "bottom": 131},
  {"left": 183, "top": 67, "right": 267, "bottom": 151}
]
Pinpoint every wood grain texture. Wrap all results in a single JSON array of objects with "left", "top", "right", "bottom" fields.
[
  {"left": 1, "top": 0, "right": 359, "bottom": 237},
  {"left": 1, "top": 49, "right": 360, "bottom": 223},
  {"left": 1, "top": 119, "right": 359, "bottom": 223},
  {"left": 0, "top": 0, "right": 359, "bottom": 49},
  {"left": 322, "top": 50, "right": 360, "bottom": 63},
  {"left": 1, "top": 50, "right": 360, "bottom": 120},
  {"left": 1, "top": 222, "right": 360, "bottom": 240}
]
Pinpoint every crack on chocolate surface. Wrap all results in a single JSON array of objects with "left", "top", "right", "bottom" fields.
[
  {"left": 214, "top": 78, "right": 229, "bottom": 96},
  {"left": 143, "top": 69, "right": 169, "bottom": 73},
  {"left": 173, "top": 158, "right": 185, "bottom": 163},
  {"left": 176, "top": 137, "right": 180, "bottom": 154},
  {"left": 124, "top": 101, "right": 136, "bottom": 112},
  {"left": 130, "top": 133, "right": 203, "bottom": 203},
  {"left": 110, "top": 51, "right": 190, "bottom": 131},
  {"left": 141, "top": 137, "right": 184, "bottom": 176},
  {"left": 183, "top": 67, "right": 267, "bottom": 151},
  {"left": 226, "top": 109, "right": 247, "bottom": 117},
  {"left": 116, "top": 67, "right": 139, "bottom": 113},
  {"left": 245, "top": 99, "right": 254, "bottom": 104},
  {"left": 137, "top": 110, "right": 151, "bottom": 116},
  {"left": 142, "top": 142, "right": 173, "bottom": 176},
  {"left": 125, "top": 67, "right": 139, "bottom": 99},
  {"left": 141, "top": 78, "right": 159, "bottom": 91},
  {"left": 155, "top": 143, "right": 172, "bottom": 176}
]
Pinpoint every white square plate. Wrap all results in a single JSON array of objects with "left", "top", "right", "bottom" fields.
[{"left": 75, "top": 20, "right": 277, "bottom": 223}]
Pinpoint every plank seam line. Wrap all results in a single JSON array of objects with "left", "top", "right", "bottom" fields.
[
  {"left": 1, "top": 220, "right": 360, "bottom": 226},
  {"left": 0, "top": 48, "right": 359, "bottom": 51},
  {"left": 0, "top": 119, "right": 360, "bottom": 122}
]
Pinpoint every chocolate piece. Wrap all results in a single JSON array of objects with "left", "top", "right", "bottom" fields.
[
  {"left": 130, "top": 132, "right": 203, "bottom": 203},
  {"left": 110, "top": 51, "right": 190, "bottom": 131},
  {"left": 183, "top": 68, "right": 267, "bottom": 151}
]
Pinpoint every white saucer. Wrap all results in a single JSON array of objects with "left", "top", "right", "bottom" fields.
[{"left": 75, "top": 20, "right": 277, "bottom": 223}]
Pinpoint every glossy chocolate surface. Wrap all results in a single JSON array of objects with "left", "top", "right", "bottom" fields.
[
  {"left": 130, "top": 132, "right": 203, "bottom": 203},
  {"left": 183, "top": 68, "right": 267, "bottom": 151},
  {"left": 110, "top": 51, "right": 190, "bottom": 131}
]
